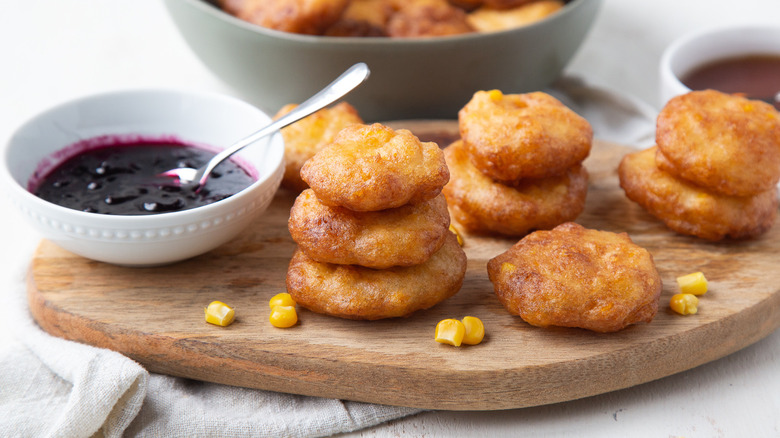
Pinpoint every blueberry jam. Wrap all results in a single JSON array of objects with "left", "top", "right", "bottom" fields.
[{"left": 33, "top": 141, "right": 255, "bottom": 215}]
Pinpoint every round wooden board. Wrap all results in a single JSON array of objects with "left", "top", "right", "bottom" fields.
[{"left": 28, "top": 121, "right": 780, "bottom": 411}]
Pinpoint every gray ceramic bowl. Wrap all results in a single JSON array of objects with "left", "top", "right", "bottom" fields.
[{"left": 164, "top": 0, "right": 601, "bottom": 121}]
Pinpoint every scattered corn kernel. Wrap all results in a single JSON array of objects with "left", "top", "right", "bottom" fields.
[
  {"left": 435, "top": 319, "right": 466, "bottom": 346},
  {"left": 269, "top": 292, "right": 297, "bottom": 309},
  {"left": 670, "top": 293, "right": 699, "bottom": 315},
  {"left": 204, "top": 301, "right": 235, "bottom": 326},
  {"left": 676, "top": 272, "right": 708, "bottom": 296},
  {"left": 449, "top": 224, "right": 464, "bottom": 246},
  {"left": 461, "top": 316, "right": 485, "bottom": 345},
  {"left": 270, "top": 305, "right": 298, "bottom": 328},
  {"left": 488, "top": 89, "right": 503, "bottom": 101}
]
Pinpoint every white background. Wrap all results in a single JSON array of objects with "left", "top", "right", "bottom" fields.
[{"left": 1, "top": 1, "right": 779, "bottom": 436}]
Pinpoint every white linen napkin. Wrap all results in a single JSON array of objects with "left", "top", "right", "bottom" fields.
[
  {"left": 0, "top": 78, "right": 656, "bottom": 437},
  {"left": 549, "top": 76, "right": 657, "bottom": 148},
  {"left": 0, "top": 255, "right": 420, "bottom": 438},
  {"left": 0, "top": 256, "right": 147, "bottom": 438}
]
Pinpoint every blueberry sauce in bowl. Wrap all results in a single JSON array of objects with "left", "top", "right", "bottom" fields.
[
  {"left": 3, "top": 88, "right": 284, "bottom": 266},
  {"left": 32, "top": 139, "right": 255, "bottom": 215}
]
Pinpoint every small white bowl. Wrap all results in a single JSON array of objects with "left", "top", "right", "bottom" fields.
[
  {"left": 659, "top": 24, "right": 780, "bottom": 107},
  {"left": 2, "top": 89, "right": 284, "bottom": 266}
]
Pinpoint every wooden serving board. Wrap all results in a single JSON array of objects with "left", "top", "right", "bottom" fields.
[{"left": 28, "top": 121, "right": 780, "bottom": 411}]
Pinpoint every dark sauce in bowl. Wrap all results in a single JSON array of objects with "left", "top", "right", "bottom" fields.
[
  {"left": 33, "top": 141, "right": 255, "bottom": 215},
  {"left": 682, "top": 55, "right": 780, "bottom": 109}
]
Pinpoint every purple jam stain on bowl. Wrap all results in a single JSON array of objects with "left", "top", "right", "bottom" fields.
[{"left": 30, "top": 135, "right": 257, "bottom": 215}]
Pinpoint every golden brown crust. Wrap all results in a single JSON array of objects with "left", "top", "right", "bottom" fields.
[
  {"left": 442, "top": 140, "right": 588, "bottom": 236},
  {"left": 487, "top": 222, "right": 662, "bottom": 333},
  {"left": 274, "top": 102, "right": 363, "bottom": 192},
  {"left": 288, "top": 190, "right": 451, "bottom": 268},
  {"left": 447, "top": 0, "right": 538, "bottom": 10},
  {"left": 459, "top": 90, "right": 593, "bottom": 181},
  {"left": 655, "top": 90, "right": 780, "bottom": 197},
  {"left": 618, "top": 146, "right": 778, "bottom": 241},
  {"left": 325, "top": 0, "right": 474, "bottom": 37},
  {"left": 324, "top": 0, "right": 394, "bottom": 36},
  {"left": 386, "top": 0, "right": 474, "bottom": 38},
  {"left": 300, "top": 123, "right": 449, "bottom": 211},
  {"left": 286, "top": 232, "right": 466, "bottom": 319},
  {"left": 220, "top": 0, "right": 350, "bottom": 35},
  {"left": 466, "top": 0, "right": 563, "bottom": 33}
]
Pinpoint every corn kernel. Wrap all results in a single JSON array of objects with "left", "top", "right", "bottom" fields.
[
  {"left": 435, "top": 319, "right": 465, "bottom": 346},
  {"left": 676, "top": 272, "right": 708, "bottom": 296},
  {"left": 270, "top": 305, "right": 298, "bottom": 328},
  {"left": 449, "top": 224, "right": 464, "bottom": 246},
  {"left": 670, "top": 293, "right": 699, "bottom": 315},
  {"left": 269, "top": 292, "right": 296, "bottom": 309},
  {"left": 204, "top": 301, "right": 235, "bottom": 326},
  {"left": 488, "top": 89, "right": 503, "bottom": 101},
  {"left": 461, "top": 316, "right": 485, "bottom": 345}
]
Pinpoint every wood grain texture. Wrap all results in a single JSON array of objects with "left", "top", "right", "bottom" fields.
[{"left": 28, "top": 121, "right": 780, "bottom": 410}]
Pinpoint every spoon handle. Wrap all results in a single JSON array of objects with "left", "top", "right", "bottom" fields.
[{"left": 198, "top": 62, "right": 371, "bottom": 187}]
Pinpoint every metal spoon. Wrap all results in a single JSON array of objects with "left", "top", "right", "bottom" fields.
[
  {"left": 161, "top": 62, "right": 370, "bottom": 190},
  {"left": 766, "top": 91, "right": 780, "bottom": 110}
]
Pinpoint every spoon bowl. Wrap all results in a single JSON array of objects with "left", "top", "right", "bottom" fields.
[{"left": 161, "top": 62, "right": 370, "bottom": 190}]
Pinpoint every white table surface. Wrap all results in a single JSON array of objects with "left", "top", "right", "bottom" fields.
[{"left": 1, "top": 1, "right": 778, "bottom": 437}]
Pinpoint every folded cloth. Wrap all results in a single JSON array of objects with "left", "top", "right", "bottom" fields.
[
  {"left": 0, "top": 250, "right": 419, "bottom": 438},
  {"left": 0, "top": 256, "right": 147, "bottom": 438},
  {"left": 548, "top": 76, "right": 657, "bottom": 148},
  {"left": 0, "top": 78, "right": 657, "bottom": 438}
]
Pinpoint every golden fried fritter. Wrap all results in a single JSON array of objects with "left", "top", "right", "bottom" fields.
[
  {"left": 288, "top": 189, "right": 451, "bottom": 268},
  {"left": 218, "top": 0, "right": 350, "bottom": 35},
  {"left": 386, "top": 0, "right": 474, "bottom": 38},
  {"left": 459, "top": 90, "right": 593, "bottom": 181},
  {"left": 655, "top": 90, "right": 780, "bottom": 197},
  {"left": 326, "top": 0, "right": 474, "bottom": 37},
  {"left": 301, "top": 123, "right": 449, "bottom": 211},
  {"left": 466, "top": 0, "right": 563, "bottom": 32},
  {"left": 447, "top": 0, "right": 538, "bottom": 10},
  {"left": 619, "top": 146, "right": 778, "bottom": 241},
  {"left": 442, "top": 140, "right": 588, "bottom": 236},
  {"left": 487, "top": 222, "right": 662, "bottom": 333},
  {"left": 286, "top": 232, "right": 466, "bottom": 319},
  {"left": 275, "top": 102, "right": 363, "bottom": 192},
  {"left": 324, "top": 0, "right": 394, "bottom": 36}
]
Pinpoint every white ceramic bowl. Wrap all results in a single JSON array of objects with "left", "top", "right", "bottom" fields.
[
  {"left": 659, "top": 24, "right": 780, "bottom": 107},
  {"left": 2, "top": 89, "right": 284, "bottom": 266}
]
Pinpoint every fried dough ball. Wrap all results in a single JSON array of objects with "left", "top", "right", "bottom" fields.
[
  {"left": 301, "top": 123, "right": 449, "bottom": 211},
  {"left": 326, "top": 0, "right": 474, "bottom": 38},
  {"left": 386, "top": 0, "right": 474, "bottom": 38},
  {"left": 286, "top": 232, "right": 466, "bottom": 320},
  {"left": 324, "top": 0, "right": 395, "bottom": 37},
  {"left": 217, "top": 0, "right": 350, "bottom": 35},
  {"left": 274, "top": 102, "right": 363, "bottom": 192},
  {"left": 655, "top": 90, "right": 780, "bottom": 197},
  {"left": 487, "top": 222, "right": 662, "bottom": 333},
  {"left": 447, "top": 0, "right": 538, "bottom": 11},
  {"left": 442, "top": 140, "right": 588, "bottom": 236},
  {"left": 459, "top": 90, "right": 593, "bottom": 181},
  {"left": 466, "top": 0, "right": 563, "bottom": 32},
  {"left": 618, "top": 147, "right": 778, "bottom": 241},
  {"left": 288, "top": 190, "right": 451, "bottom": 268}
]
